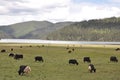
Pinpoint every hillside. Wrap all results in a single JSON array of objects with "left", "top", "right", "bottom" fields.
[
  {"left": 0, "top": 17, "right": 120, "bottom": 41},
  {"left": 10, "top": 21, "right": 54, "bottom": 38},
  {"left": 47, "top": 17, "right": 120, "bottom": 41},
  {"left": 0, "top": 21, "right": 73, "bottom": 39}
]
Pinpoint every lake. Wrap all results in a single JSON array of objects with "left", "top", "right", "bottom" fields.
[{"left": 0, "top": 39, "right": 120, "bottom": 45}]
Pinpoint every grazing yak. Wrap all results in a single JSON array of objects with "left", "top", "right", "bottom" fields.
[
  {"left": 9, "top": 53, "right": 14, "bottom": 57},
  {"left": 69, "top": 59, "right": 79, "bottom": 65},
  {"left": 11, "top": 48, "right": 13, "bottom": 51},
  {"left": 67, "top": 48, "right": 75, "bottom": 53},
  {"left": 1, "top": 49, "right": 6, "bottom": 53},
  {"left": 66, "top": 47, "right": 69, "bottom": 49},
  {"left": 115, "top": 48, "right": 120, "bottom": 51},
  {"left": 35, "top": 56, "right": 44, "bottom": 62},
  {"left": 88, "top": 64, "right": 96, "bottom": 73},
  {"left": 68, "top": 50, "right": 72, "bottom": 53},
  {"left": 110, "top": 56, "right": 118, "bottom": 62},
  {"left": 14, "top": 54, "right": 23, "bottom": 60},
  {"left": 83, "top": 57, "right": 91, "bottom": 63},
  {"left": 18, "top": 65, "right": 31, "bottom": 75},
  {"left": 72, "top": 48, "right": 75, "bottom": 51}
]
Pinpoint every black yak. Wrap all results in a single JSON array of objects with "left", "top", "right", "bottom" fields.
[
  {"left": 110, "top": 56, "right": 118, "bottom": 62},
  {"left": 9, "top": 53, "right": 14, "bottom": 57},
  {"left": 69, "top": 59, "right": 79, "bottom": 65},
  {"left": 35, "top": 56, "right": 44, "bottom": 62},
  {"left": 14, "top": 54, "right": 23, "bottom": 60},
  {"left": 83, "top": 57, "right": 91, "bottom": 63},
  {"left": 1, "top": 49, "right": 6, "bottom": 53}
]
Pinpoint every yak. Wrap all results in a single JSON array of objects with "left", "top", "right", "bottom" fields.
[
  {"left": 9, "top": 53, "right": 14, "bottom": 57},
  {"left": 35, "top": 56, "right": 44, "bottom": 62},
  {"left": 14, "top": 54, "right": 23, "bottom": 60},
  {"left": 83, "top": 57, "right": 91, "bottom": 63},
  {"left": 88, "top": 64, "right": 96, "bottom": 73},
  {"left": 110, "top": 56, "right": 118, "bottom": 62},
  {"left": 18, "top": 65, "right": 31, "bottom": 75},
  {"left": 69, "top": 59, "right": 79, "bottom": 65},
  {"left": 1, "top": 49, "right": 6, "bottom": 53}
]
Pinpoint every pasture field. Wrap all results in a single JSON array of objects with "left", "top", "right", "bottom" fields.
[{"left": 0, "top": 43, "right": 120, "bottom": 80}]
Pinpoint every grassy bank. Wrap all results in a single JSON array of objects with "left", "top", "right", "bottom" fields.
[{"left": 0, "top": 43, "right": 120, "bottom": 80}]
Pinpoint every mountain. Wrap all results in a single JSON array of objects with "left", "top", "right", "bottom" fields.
[
  {"left": 47, "top": 17, "right": 120, "bottom": 41},
  {"left": 10, "top": 21, "right": 54, "bottom": 39},
  {"left": 0, "top": 21, "right": 73, "bottom": 39},
  {"left": 0, "top": 26, "right": 14, "bottom": 38},
  {"left": 0, "top": 17, "right": 120, "bottom": 41}
]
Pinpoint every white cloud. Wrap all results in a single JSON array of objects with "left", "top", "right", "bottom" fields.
[
  {"left": 0, "top": 0, "right": 71, "bottom": 25},
  {"left": 66, "top": 2, "right": 120, "bottom": 21},
  {"left": 109, "top": 0, "right": 120, "bottom": 3},
  {"left": 0, "top": 6, "right": 9, "bottom": 14},
  {"left": 0, "top": 0, "right": 120, "bottom": 25}
]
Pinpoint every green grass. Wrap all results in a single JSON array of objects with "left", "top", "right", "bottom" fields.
[{"left": 0, "top": 44, "right": 120, "bottom": 80}]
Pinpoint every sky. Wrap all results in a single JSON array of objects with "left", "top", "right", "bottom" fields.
[{"left": 0, "top": 0, "right": 120, "bottom": 25}]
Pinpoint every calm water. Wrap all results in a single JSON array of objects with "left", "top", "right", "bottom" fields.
[{"left": 0, "top": 39, "right": 120, "bottom": 45}]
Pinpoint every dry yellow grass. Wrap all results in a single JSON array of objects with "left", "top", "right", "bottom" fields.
[{"left": 0, "top": 43, "right": 120, "bottom": 48}]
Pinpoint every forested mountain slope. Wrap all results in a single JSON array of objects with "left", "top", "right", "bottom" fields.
[{"left": 47, "top": 17, "right": 120, "bottom": 41}]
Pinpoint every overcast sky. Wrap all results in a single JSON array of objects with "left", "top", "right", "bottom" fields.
[{"left": 0, "top": 0, "right": 120, "bottom": 25}]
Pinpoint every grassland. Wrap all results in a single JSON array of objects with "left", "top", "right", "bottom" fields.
[{"left": 0, "top": 43, "right": 120, "bottom": 80}]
